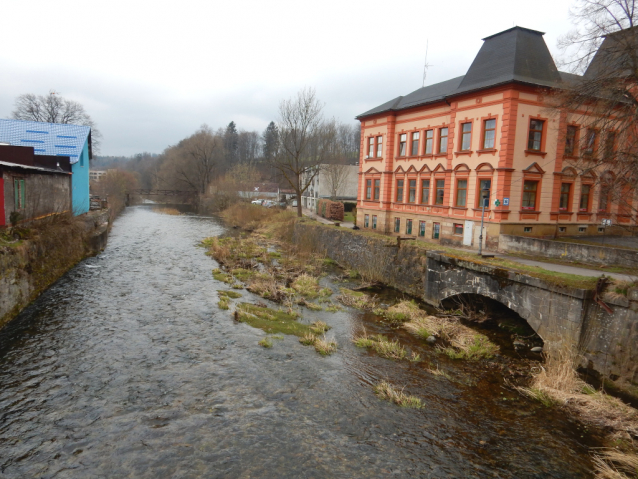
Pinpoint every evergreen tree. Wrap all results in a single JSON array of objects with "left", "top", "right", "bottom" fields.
[
  {"left": 224, "top": 121, "right": 239, "bottom": 163},
  {"left": 262, "top": 121, "right": 279, "bottom": 161}
]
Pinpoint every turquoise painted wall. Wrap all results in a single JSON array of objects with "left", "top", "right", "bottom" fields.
[{"left": 71, "top": 140, "right": 90, "bottom": 215}]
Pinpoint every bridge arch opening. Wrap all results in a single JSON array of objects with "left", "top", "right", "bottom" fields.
[{"left": 441, "top": 293, "right": 544, "bottom": 356}]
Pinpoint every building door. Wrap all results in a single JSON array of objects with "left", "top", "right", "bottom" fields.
[
  {"left": 463, "top": 220, "right": 474, "bottom": 246},
  {"left": 432, "top": 222, "right": 440, "bottom": 239}
]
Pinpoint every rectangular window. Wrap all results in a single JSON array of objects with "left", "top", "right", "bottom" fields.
[
  {"left": 408, "top": 179, "right": 416, "bottom": 203},
  {"left": 376, "top": 136, "right": 383, "bottom": 157},
  {"left": 522, "top": 181, "right": 538, "bottom": 210},
  {"left": 565, "top": 125, "right": 577, "bottom": 156},
  {"left": 559, "top": 183, "right": 571, "bottom": 210},
  {"left": 435, "top": 179, "right": 445, "bottom": 205},
  {"left": 432, "top": 222, "right": 440, "bottom": 239},
  {"left": 559, "top": 227, "right": 566, "bottom": 233},
  {"left": 365, "top": 179, "right": 372, "bottom": 200},
  {"left": 438, "top": 127, "right": 448, "bottom": 153},
  {"left": 604, "top": 131, "right": 616, "bottom": 158},
  {"left": 421, "top": 179, "right": 430, "bottom": 204},
  {"left": 419, "top": 220, "right": 426, "bottom": 237},
  {"left": 478, "top": 179, "right": 491, "bottom": 208},
  {"left": 411, "top": 132, "right": 420, "bottom": 156},
  {"left": 394, "top": 217, "right": 400, "bottom": 233},
  {"left": 599, "top": 188, "right": 610, "bottom": 212},
  {"left": 14, "top": 178, "right": 25, "bottom": 210},
  {"left": 396, "top": 179, "right": 404, "bottom": 202},
  {"left": 483, "top": 119, "right": 496, "bottom": 149},
  {"left": 584, "top": 129, "right": 597, "bottom": 156},
  {"left": 424, "top": 129, "right": 433, "bottom": 155},
  {"left": 398, "top": 134, "right": 407, "bottom": 156},
  {"left": 364, "top": 214, "right": 369, "bottom": 228},
  {"left": 453, "top": 223, "right": 463, "bottom": 235},
  {"left": 372, "top": 215, "right": 377, "bottom": 229},
  {"left": 374, "top": 179, "right": 380, "bottom": 200},
  {"left": 579, "top": 227, "right": 587, "bottom": 233},
  {"left": 368, "top": 137, "right": 374, "bottom": 157},
  {"left": 524, "top": 227, "right": 532, "bottom": 233},
  {"left": 528, "top": 119, "right": 544, "bottom": 151},
  {"left": 456, "top": 179, "right": 467, "bottom": 207},
  {"left": 460, "top": 122, "right": 472, "bottom": 151},
  {"left": 406, "top": 219, "right": 413, "bottom": 235},
  {"left": 579, "top": 184, "right": 591, "bottom": 211}
]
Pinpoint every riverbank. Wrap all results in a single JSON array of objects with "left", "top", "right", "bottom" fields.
[
  {"left": 215, "top": 203, "right": 638, "bottom": 479},
  {"left": 0, "top": 209, "right": 110, "bottom": 329}
]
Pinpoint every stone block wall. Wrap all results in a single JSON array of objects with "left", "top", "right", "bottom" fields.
[{"left": 293, "top": 220, "right": 638, "bottom": 386}]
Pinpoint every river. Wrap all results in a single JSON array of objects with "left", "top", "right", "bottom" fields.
[{"left": 0, "top": 205, "right": 599, "bottom": 478}]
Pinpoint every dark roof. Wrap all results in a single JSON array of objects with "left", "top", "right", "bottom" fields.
[
  {"left": 584, "top": 26, "right": 638, "bottom": 79},
  {"left": 358, "top": 26, "right": 573, "bottom": 119}
]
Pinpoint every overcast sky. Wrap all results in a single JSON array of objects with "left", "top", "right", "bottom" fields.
[{"left": 1, "top": 0, "right": 578, "bottom": 156}]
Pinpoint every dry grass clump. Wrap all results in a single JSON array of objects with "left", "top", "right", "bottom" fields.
[
  {"left": 374, "top": 381, "right": 423, "bottom": 408},
  {"left": 218, "top": 296, "right": 230, "bottom": 310},
  {"left": 314, "top": 337, "right": 338, "bottom": 356},
  {"left": 298, "top": 330, "right": 337, "bottom": 356},
  {"left": 402, "top": 313, "right": 499, "bottom": 360},
  {"left": 439, "top": 331, "right": 499, "bottom": 361},
  {"left": 337, "top": 288, "right": 379, "bottom": 310},
  {"left": 299, "top": 332, "right": 317, "bottom": 346},
  {"left": 220, "top": 203, "right": 282, "bottom": 230},
  {"left": 292, "top": 273, "right": 321, "bottom": 298},
  {"left": 378, "top": 300, "right": 422, "bottom": 323},
  {"left": 310, "top": 320, "right": 331, "bottom": 334},
  {"left": 352, "top": 332, "right": 408, "bottom": 360},
  {"left": 593, "top": 449, "right": 638, "bottom": 479},
  {"left": 518, "top": 349, "right": 638, "bottom": 437}
]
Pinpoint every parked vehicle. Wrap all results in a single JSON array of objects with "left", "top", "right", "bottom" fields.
[{"left": 251, "top": 199, "right": 265, "bottom": 205}]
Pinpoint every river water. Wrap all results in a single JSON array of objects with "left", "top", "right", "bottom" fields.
[{"left": 0, "top": 206, "right": 599, "bottom": 478}]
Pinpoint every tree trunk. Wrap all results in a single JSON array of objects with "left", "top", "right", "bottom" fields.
[{"left": 296, "top": 191, "right": 303, "bottom": 217}]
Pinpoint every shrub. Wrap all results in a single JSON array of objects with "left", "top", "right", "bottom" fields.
[{"left": 317, "top": 199, "right": 344, "bottom": 221}]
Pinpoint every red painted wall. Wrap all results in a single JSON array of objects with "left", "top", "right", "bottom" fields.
[{"left": 0, "top": 176, "right": 5, "bottom": 226}]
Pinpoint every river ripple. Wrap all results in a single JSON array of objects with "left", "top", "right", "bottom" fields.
[{"left": 0, "top": 206, "right": 596, "bottom": 478}]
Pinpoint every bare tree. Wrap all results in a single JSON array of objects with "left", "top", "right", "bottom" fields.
[
  {"left": 12, "top": 90, "right": 102, "bottom": 152},
  {"left": 551, "top": 0, "right": 638, "bottom": 219},
  {"left": 269, "top": 88, "right": 337, "bottom": 217},
  {"left": 157, "top": 125, "right": 223, "bottom": 195},
  {"left": 324, "top": 163, "right": 352, "bottom": 200}
]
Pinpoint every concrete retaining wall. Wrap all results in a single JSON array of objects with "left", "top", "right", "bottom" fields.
[
  {"left": 0, "top": 210, "right": 110, "bottom": 329},
  {"left": 499, "top": 234, "right": 638, "bottom": 268}
]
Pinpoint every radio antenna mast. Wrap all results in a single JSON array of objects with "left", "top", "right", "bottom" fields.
[{"left": 422, "top": 40, "right": 431, "bottom": 88}]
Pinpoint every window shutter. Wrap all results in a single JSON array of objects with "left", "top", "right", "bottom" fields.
[{"left": 20, "top": 180, "right": 25, "bottom": 208}]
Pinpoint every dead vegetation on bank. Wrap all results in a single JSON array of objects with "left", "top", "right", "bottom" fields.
[{"left": 518, "top": 349, "right": 638, "bottom": 438}]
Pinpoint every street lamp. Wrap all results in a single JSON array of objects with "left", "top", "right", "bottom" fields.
[{"left": 478, "top": 188, "right": 490, "bottom": 256}]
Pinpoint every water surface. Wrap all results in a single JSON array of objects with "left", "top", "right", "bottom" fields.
[{"left": 0, "top": 206, "right": 598, "bottom": 478}]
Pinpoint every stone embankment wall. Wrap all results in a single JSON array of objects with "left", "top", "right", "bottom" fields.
[
  {"left": 499, "top": 234, "right": 638, "bottom": 268},
  {"left": 0, "top": 210, "right": 109, "bottom": 329},
  {"left": 293, "top": 221, "right": 638, "bottom": 386}
]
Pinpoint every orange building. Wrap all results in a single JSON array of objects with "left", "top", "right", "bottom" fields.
[{"left": 356, "top": 26, "right": 630, "bottom": 249}]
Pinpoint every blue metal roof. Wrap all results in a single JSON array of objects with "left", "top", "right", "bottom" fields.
[{"left": 0, "top": 119, "right": 91, "bottom": 164}]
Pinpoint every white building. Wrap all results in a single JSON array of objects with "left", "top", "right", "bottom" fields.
[{"left": 301, "top": 164, "right": 358, "bottom": 211}]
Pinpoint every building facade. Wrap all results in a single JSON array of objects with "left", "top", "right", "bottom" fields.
[
  {"left": 0, "top": 119, "right": 92, "bottom": 216},
  {"left": 356, "top": 26, "right": 629, "bottom": 249},
  {"left": 0, "top": 145, "right": 72, "bottom": 226},
  {"left": 301, "top": 164, "right": 359, "bottom": 211}
]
